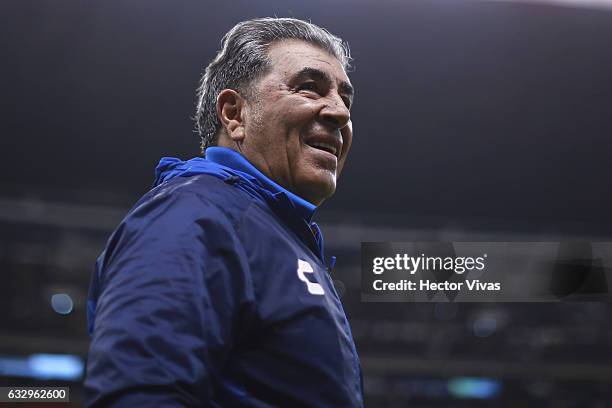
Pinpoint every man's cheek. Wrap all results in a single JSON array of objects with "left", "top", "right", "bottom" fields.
[{"left": 337, "top": 143, "right": 352, "bottom": 176}]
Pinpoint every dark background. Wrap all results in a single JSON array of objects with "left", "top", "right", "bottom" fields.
[{"left": 1, "top": 0, "right": 611, "bottom": 406}]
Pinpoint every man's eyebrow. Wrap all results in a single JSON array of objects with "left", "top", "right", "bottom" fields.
[{"left": 293, "top": 67, "right": 354, "bottom": 98}]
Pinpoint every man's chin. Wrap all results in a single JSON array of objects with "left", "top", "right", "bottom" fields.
[{"left": 297, "top": 175, "right": 337, "bottom": 206}]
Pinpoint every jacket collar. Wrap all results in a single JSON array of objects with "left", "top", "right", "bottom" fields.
[
  {"left": 205, "top": 147, "right": 316, "bottom": 222},
  {"left": 154, "top": 147, "right": 323, "bottom": 259}
]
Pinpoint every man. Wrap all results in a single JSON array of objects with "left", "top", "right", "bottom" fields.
[{"left": 85, "top": 17, "right": 362, "bottom": 407}]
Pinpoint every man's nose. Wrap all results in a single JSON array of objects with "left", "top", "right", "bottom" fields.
[{"left": 320, "top": 94, "right": 350, "bottom": 130}]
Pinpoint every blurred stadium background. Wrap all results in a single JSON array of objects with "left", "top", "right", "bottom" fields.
[{"left": 1, "top": 0, "right": 611, "bottom": 406}]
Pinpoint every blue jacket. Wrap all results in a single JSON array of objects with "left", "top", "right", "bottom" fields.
[{"left": 85, "top": 147, "right": 364, "bottom": 407}]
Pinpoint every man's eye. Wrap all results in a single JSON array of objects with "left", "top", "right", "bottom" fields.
[{"left": 298, "top": 82, "right": 318, "bottom": 92}]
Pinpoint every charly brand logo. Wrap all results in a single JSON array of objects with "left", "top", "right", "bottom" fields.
[{"left": 297, "top": 259, "right": 325, "bottom": 295}]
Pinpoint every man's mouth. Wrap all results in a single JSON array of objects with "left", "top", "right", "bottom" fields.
[{"left": 307, "top": 141, "right": 338, "bottom": 157}]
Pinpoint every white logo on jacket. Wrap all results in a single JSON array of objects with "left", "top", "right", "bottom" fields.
[{"left": 297, "top": 259, "right": 325, "bottom": 295}]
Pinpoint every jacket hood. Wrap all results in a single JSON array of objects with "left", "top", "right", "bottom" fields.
[{"left": 154, "top": 157, "right": 235, "bottom": 187}]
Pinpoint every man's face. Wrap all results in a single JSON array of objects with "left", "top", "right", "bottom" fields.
[{"left": 240, "top": 40, "right": 354, "bottom": 206}]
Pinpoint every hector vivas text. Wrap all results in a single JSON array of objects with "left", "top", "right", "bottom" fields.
[{"left": 371, "top": 253, "right": 501, "bottom": 292}]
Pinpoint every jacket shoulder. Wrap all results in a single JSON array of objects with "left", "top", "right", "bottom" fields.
[{"left": 137, "top": 174, "right": 253, "bottom": 219}]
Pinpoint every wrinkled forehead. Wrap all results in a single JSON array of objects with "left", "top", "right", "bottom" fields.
[{"left": 264, "top": 39, "right": 351, "bottom": 86}]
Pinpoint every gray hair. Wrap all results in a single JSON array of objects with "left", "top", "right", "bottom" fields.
[{"left": 195, "top": 17, "right": 352, "bottom": 151}]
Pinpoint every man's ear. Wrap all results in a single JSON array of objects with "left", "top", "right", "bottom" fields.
[{"left": 216, "top": 89, "right": 246, "bottom": 142}]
